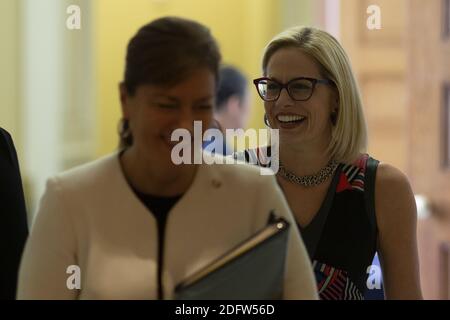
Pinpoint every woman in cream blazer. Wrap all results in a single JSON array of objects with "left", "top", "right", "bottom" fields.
[
  {"left": 18, "top": 152, "right": 316, "bottom": 299},
  {"left": 17, "top": 17, "right": 317, "bottom": 300}
]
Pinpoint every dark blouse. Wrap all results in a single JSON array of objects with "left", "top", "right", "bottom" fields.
[
  {"left": 119, "top": 151, "right": 184, "bottom": 299},
  {"left": 133, "top": 190, "right": 182, "bottom": 300}
]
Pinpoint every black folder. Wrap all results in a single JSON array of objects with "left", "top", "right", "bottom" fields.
[{"left": 174, "top": 215, "right": 291, "bottom": 300}]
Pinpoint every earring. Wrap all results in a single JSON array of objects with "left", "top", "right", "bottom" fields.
[
  {"left": 264, "top": 114, "right": 271, "bottom": 128},
  {"left": 330, "top": 110, "right": 338, "bottom": 125},
  {"left": 118, "top": 118, "right": 131, "bottom": 139}
]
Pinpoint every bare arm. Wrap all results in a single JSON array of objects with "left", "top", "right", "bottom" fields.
[{"left": 375, "top": 163, "right": 422, "bottom": 299}]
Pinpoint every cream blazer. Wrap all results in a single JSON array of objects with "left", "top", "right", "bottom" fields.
[{"left": 17, "top": 152, "right": 317, "bottom": 299}]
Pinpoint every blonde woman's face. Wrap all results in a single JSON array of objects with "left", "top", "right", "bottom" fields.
[{"left": 265, "top": 47, "right": 337, "bottom": 150}]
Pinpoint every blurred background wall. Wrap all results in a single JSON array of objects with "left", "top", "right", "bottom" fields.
[
  {"left": 92, "top": 0, "right": 282, "bottom": 156},
  {"left": 0, "top": 0, "right": 449, "bottom": 299}
]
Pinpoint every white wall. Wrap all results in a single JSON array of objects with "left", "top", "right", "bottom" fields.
[{"left": 20, "top": 0, "right": 95, "bottom": 217}]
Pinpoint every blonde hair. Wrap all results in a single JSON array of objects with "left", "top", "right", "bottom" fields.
[{"left": 262, "top": 26, "right": 367, "bottom": 164}]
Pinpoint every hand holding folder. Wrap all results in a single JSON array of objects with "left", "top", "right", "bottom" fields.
[{"left": 175, "top": 214, "right": 290, "bottom": 300}]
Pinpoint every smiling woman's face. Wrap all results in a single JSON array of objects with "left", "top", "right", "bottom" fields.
[
  {"left": 120, "top": 67, "right": 215, "bottom": 167},
  {"left": 265, "top": 47, "right": 337, "bottom": 150}
]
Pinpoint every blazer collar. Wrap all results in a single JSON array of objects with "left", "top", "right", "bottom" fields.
[{"left": 104, "top": 151, "right": 225, "bottom": 218}]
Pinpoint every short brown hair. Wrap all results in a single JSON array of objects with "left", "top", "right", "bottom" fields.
[{"left": 119, "top": 16, "right": 222, "bottom": 148}]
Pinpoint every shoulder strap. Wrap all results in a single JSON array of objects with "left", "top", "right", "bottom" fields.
[{"left": 364, "top": 157, "right": 380, "bottom": 234}]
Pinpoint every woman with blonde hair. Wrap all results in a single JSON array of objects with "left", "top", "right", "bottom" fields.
[{"left": 236, "top": 26, "right": 422, "bottom": 299}]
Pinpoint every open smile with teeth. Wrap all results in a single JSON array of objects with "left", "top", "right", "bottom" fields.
[{"left": 276, "top": 114, "right": 306, "bottom": 123}]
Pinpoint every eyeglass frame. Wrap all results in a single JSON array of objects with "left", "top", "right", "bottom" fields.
[{"left": 253, "top": 76, "right": 335, "bottom": 102}]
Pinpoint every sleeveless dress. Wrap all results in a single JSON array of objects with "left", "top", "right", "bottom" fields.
[{"left": 234, "top": 148, "right": 381, "bottom": 300}]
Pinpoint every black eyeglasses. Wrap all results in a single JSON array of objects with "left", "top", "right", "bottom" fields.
[{"left": 253, "top": 77, "right": 334, "bottom": 102}]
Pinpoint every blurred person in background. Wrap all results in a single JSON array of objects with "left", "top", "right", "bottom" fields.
[
  {"left": 17, "top": 17, "right": 317, "bottom": 300},
  {"left": 0, "top": 127, "right": 28, "bottom": 299},
  {"left": 203, "top": 65, "right": 251, "bottom": 155},
  {"left": 235, "top": 26, "right": 423, "bottom": 300}
]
